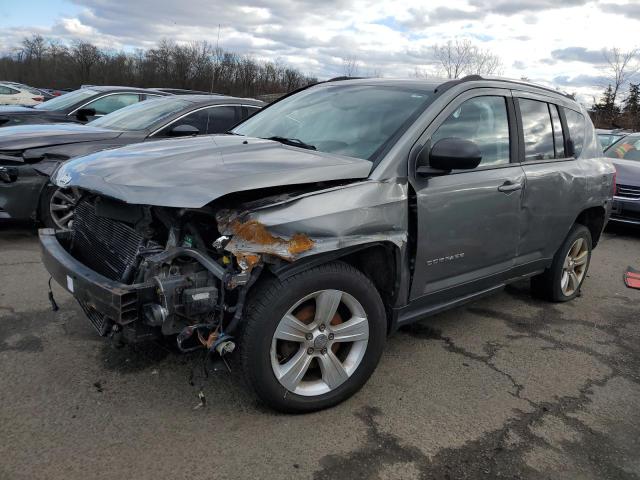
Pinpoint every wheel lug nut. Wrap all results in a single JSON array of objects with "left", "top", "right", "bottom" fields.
[
  {"left": 307, "top": 347, "right": 314, "bottom": 355},
  {"left": 319, "top": 324, "right": 326, "bottom": 331},
  {"left": 321, "top": 348, "right": 327, "bottom": 355},
  {"left": 328, "top": 333, "right": 334, "bottom": 340},
  {"left": 305, "top": 333, "right": 313, "bottom": 340}
]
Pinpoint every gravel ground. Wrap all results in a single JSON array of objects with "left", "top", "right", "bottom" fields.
[{"left": 0, "top": 221, "right": 639, "bottom": 480}]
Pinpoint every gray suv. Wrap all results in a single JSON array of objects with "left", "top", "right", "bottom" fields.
[{"left": 40, "top": 76, "right": 615, "bottom": 412}]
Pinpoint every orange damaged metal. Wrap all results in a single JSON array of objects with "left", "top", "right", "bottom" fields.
[{"left": 230, "top": 219, "right": 315, "bottom": 256}]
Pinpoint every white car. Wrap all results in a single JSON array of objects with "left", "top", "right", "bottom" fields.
[{"left": 0, "top": 82, "right": 44, "bottom": 106}]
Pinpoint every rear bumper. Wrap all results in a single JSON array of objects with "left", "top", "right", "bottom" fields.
[
  {"left": 39, "top": 228, "right": 153, "bottom": 325},
  {"left": 611, "top": 196, "right": 640, "bottom": 225}
]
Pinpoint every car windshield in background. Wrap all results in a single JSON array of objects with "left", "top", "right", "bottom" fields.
[
  {"left": 89, "top": 98, "right": 191, "bottom": 131},
  {"left": 605, "top": 135, "right": 640, "bottom": 161},
  {"left": 232, "top": 85, "right": 433, "bottom": 161},
  {"left": 34, "top": 88, "right": 97, "bottom": 110},
  {"left": 599, "top": 134, "right": 624, "bottom": 149}
]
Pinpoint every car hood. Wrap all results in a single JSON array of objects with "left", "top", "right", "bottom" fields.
[
  {"left": 0, "top": 105, "right": 36, "bottom": 114},
  {"left": 612, "top": 158, "right": 640, "bottom": 187},
  {"left": 0, "top": 123, "right": 122, "bottom": 152},
  {"left": 53, "top": 135, "right": 373, "bottom": 208}
]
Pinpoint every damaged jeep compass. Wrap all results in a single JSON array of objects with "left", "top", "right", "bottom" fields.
[{"left": 40, "top": 77, "right": 615, "bottom": 412}]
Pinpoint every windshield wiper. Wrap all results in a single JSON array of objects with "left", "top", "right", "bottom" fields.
[{"left": 264, "top": 136, "right": 316, "bottom": 151}]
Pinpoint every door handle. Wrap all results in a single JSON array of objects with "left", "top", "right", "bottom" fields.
[{"left": 498, "top": 181, "right": 523, "bottom": 193}]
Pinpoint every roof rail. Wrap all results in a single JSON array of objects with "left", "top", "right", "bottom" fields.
[{"left": 434, "top": 74, "right": 575, "bottom": 100}]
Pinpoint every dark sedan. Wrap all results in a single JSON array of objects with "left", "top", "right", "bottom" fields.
[
  {"left": 0, "top": 95, "right": 263, "bottom": 228},
  {"left": 605, "top": 133, "right": 640, "bottom": 225},
  {"left": 0, "top": 86, "right": 170, "bottom": 127}
]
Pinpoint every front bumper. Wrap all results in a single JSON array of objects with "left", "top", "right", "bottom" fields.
[
  {"left": 610, "top": 196, "right": 640, "bottom": 225},
  {"left": 39, "top": 228, "right": 154, "bottom": 332}
]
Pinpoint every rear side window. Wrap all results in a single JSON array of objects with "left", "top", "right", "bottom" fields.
[
  {"left": 207, "top": 106, "right": 238, "bottom": 133},
  {"left": 563, "top": 108, "right": 585, "bottom": 158},
  {"left": 519, "top": 99, "right": 554, "bottom": 161},
  {"left": 431, "top": 96, "right": 510, "bottom": 167}
]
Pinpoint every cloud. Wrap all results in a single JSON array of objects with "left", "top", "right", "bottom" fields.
[
  {"left": 550, "top": 47, "right": 605, "bottom": 64},
  {"left": 600, "top": 1, "right": 640, "bottom": 19}
]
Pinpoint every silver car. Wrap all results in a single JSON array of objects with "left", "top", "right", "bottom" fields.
[
  {"left": 40, "top": 76, "right": 615, "bottom": 412},
  {"left": 605, "top": 133, "right": 640, "bottom": 224}
]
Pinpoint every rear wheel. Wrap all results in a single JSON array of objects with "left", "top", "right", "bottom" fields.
[
  {"left": 531, "top": 224, "right": 592, "bottom": 302},
  {"left": 240, "top": 262, "right": 386, "bottom": 413},
  {"left": 40, "top": 186, "right": 81, "bottom": 230}
]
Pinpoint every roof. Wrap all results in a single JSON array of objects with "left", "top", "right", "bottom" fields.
[
  {"left": 82, "top": 85, "right": 171, "bottom": 94},
  {"left": 322, "top": 75, "right": 576, "bottom": 100},
  {"left": 156, "top": 94, "right": 264, "bottom": 106}
]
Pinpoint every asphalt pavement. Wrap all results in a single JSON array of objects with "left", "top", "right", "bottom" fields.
[{"left": 1, "top": 221, "right": 639, "bottom": 480}]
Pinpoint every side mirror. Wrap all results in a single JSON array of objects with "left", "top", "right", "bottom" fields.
[
  {"left": 170, "top": 124, "right": 200, "bottom": 137},
  {"left": 416, "top": 138, "right": 482, "bottom": 175},
  {"left": 75, "top": 107, "right": 96, "bottom": 121}
]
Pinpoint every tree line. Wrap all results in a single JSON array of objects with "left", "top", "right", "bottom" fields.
[
  {"left": 0, "top": 35, "right": 318, "bottom": 97},
  {"left": 590, "top": 47, "right": 639, "bottom": 130}
]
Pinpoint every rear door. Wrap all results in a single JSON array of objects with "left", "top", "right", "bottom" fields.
[
  {"left": 513, "top": 92, "right": 588, "bottom": 265},
  {"left": 410, "top": 89, "right": 525, "bottom": 301}
]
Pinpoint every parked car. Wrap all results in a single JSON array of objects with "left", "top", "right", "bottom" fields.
[
  {"left": 0, "top": 82, "right": 45, "bottom": 106},
  {"left": 0, "top": 86, "right": 170, "bottom": 127},
  {"left": 605, "top": 133, "right": 640, "bottom": 224},
  {"left": 41, "top": 76, "right": 614, "bottom": 413},
  {"left": 596, "top": 128, "right": 631, "bottom": 151},
  {"left": 0, "top": 95, "right": 262, "bottom": 228}
]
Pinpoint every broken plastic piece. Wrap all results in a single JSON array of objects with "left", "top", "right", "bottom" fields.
[{"left": 624, "top": 266, "right": 640, "bottom": 290}]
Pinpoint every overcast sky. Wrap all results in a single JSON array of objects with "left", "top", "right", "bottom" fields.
[{"left": 1, "top": 0, "right": 639, "bottom": 104}]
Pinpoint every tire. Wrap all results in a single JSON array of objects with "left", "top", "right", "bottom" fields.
[
  {"left": 39, "top": 186, "right": 81, "bottom": 230},
  {"left": 531, "top": 224, "right": 592, "bottom": 302},
  {"left": 240, "top": 261, "right": 387, "bottom": 413}
]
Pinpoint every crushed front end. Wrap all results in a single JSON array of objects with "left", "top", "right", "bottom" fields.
[{"left": 39, "top": 193, "right": 278, "bottom": 355}]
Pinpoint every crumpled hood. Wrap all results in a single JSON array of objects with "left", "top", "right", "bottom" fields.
[
  {"left": 611, "top": 158, "right": 640, "bottom": 187},
  {"left": 0, "top": 123, "right": 122, "bottom": 152},
  {"left": 53, "top": 135, "right": 373, "bottom": 208}
]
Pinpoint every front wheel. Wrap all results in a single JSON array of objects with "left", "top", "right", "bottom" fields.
[
  {"left": 240, "top": 262, "right": 387, "bottom": 413},
  {"left": 531, "top": 224, "right": 592, "bottom": 302},
  {"left": 39, "top": 186, "right": 81, "bottom": 230}
]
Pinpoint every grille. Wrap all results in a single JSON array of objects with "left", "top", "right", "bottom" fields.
[
  {"left": 71, "top": 200, "right": 145, "bottom": 282},
  {"left": 617, "top": 184, "right": 640, "bottom": 199}
]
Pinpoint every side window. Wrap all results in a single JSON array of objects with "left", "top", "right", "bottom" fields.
[
  {"left": 86, "top": 94, "right": 140, "bottom": 115},
  {"left": 155, "top": 109, "right": 209, "bottom": 137},
  {"left": 431, "top": 96, "right": 510, "bottom": 167},
  {"left": 243, "top": 106, "right": 261, "bottom": 120},
  {"left": 0, "top": 86, "right": 18, "bottom": 95},
  {"left": 563, "top": 108, "right": 585, "bottom": 158},
  {"left": 519, "top": 98, "right": 555, "bottom": 161},
  {"left": 207, "top": 106, "right": 238, "bottom": 133},
  {"left": 549, "top": 104, "right": 566, "bottom": 158}
]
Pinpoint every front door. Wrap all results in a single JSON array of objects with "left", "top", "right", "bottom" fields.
[{"left": 409, "top": 90, "right": 524, "bottom": 302}]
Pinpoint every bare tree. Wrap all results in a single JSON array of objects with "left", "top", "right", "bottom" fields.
[
  {"left": 432, "top": 39, "right": 502, "bottom": 79},
  {"left": 602, "top": 47, "right": 639, "bottom": 108},
  {"left": 342, "top": 55, "right": 359, "bottom": 77}
]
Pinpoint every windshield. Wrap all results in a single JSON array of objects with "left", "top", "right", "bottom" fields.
[
  {"left": 606, "top": 135, "right": 640, "bottom": 161},
  {"left": 34, "top": 88, "right": 97, "bottom": 111},
  {"left": 89, "top": 97, "right": 191, "bottom": 131},
  {"left": 232, "top": 84, "right": 433, "bottom": 161},
  {"left": 599, "top": 134, "right": 624, "bottom": 150}
]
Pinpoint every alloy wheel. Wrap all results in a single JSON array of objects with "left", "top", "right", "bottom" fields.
[
  {"left": 561, "top": 237, "right": 589, "bottom": 296},
  {"left": 49, "top": 187, "right": 81, "bottom": 230},
  {"left": 270, "top": 289, "right": 370, "bottom": 396}
]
